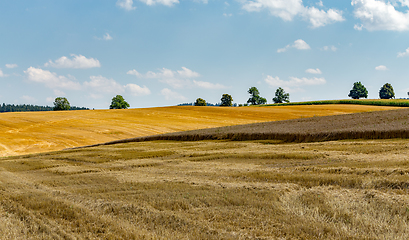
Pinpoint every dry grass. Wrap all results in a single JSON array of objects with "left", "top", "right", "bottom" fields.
[
  {"left": 2, "top": 139, "right": 409, "bottom": 239},
  {"left": 0, "top": 105, "right": 398, "bottom": 157}
]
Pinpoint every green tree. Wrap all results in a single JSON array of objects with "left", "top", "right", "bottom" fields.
[
  {"left": 247, "top": 87, "right": 267, "bottom": 105},
  {"left": 53, "top": 97, "right": 70, "bottom": 111},
  {"left": 348, "top": 82, "right": 368, "bottom": 99},
  {"left": 379, "top": 83, "right": 395, "bottom": 99},
  {"left": 220, "top": 94, "right": 233, "bottom": 107},
  {"left": 272, "top": 87, "right": 290, "bottom": 103},
  {"left": 109, "top": 95, "right": 130, "bottom": 109},
  {"left": 194, "top": 98, "right": 207, "bottom": 106}
]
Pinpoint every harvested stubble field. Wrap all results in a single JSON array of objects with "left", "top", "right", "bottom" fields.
[
  {"left": 0, "top": 104, "right": 397, "bottom": 157},
  {"left": 2, "top": 139, "right": 409, "bottom": 239},
  {"left": 110, "top": 108, "right": 409, "bottom": 144}
]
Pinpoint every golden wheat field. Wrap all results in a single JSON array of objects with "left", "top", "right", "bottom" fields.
[
  {"left": 0, "top": 105, "right": 400, "bottom": 157},
  {"left": 2, "top": 139, "right": 409, "bottom": 239}
]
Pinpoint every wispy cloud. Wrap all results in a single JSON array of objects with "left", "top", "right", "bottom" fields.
[
  {"left": 127, "top": 67, "right": 228, "bottom": 90},
  {"left": 103, "top": 33, "right": 113, "bottom": 40},
  {"left": 139, "top": 0, "right": 179, "bottom": 7},
  {"left": 321, "top": 45, "right": 337, "bottom": 51},
  {"left": 116, "top": 0, "right": 136, "bottom": 10},
  {"left": 241, "top": 0, "right": 344, "bottom": 28},
  {"left": 375, "top": 65, "right": 388, "bottom": 71},
  {"left": 277, "top": 39, "right": 311, "bottom": 53},
  {"left": 264, "top": 75, "right": 326, "bottom": 92},
  {"left": 305, "top": 68, "right": 322, "bottom": 74},
  {"left": 45, "top": 54, "right": 101, "bottom": 69},
  {"left": 83, "top": 76, "right": 150, "bottom": 97},
  {"left": 5, "top": 64, "right": 17, "bottom": 69},
  {"left": 161, "top": 88, "right": 187, "bottom": 100},
  {"left": 398, "top": 47, "right": 409, "bottom": 57}
]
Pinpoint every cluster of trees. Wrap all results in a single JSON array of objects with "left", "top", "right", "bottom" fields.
[
  {"left": 51, "top": 95, "right": 131, "bottom": 111},
  {"left": 193, "top": 86, "right": 290, "bottom": 107},
  {"left": 348, "top": 82, "right": 395, "bottom": 99}
]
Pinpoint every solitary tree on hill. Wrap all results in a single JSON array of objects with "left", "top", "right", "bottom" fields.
[
  {"left": 379, "top": 83, "right": 395, "bottom": 99},
  {"left": 110, "top": 95, "right": 130, "bottom": 109},
  {"left": 348, "top": 82, "right": 368, "bottom": 99},
  {"left": 194, "top": 98, "right": 207, "bottom": 106},
  {"left": 247, "top": 87, "right": 267, "bottom": 105},
  {"left": 220, "top": 94, "right": 233, "bottom": 106},
  {"left": 272, "top": 87, "right": 290, "bottom": 103},
  {"left": 53, "top": 97, "right": 70, "bottom": 111}
]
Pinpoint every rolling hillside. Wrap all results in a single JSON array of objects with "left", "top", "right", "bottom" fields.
[{"left": 0, "top": 105, "right": 400, "bottom": 156}]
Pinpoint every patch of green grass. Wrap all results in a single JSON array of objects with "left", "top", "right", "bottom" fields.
[{"left": 261, "top": 99, "right": 409, "bottom": 107}]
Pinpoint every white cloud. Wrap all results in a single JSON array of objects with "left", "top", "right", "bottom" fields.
[
  {"left": 354, "top": 24, "right": 364, "bottom": 31},
  {"left": 316, "top": 1, "right": 324, "bottom": 7},
  {"left": 352, "top": 0, "right": 409, "bottom": 31},
  {"left": 133, "top": 67, "right": 198, "bottom": 79},
  {"left": 127, "top": 69, "right": 142, "bottom": 77},
  {"left": 83, "top": 76, "right": 151, "bottom": 98},
  {"left": 192, "top": 80, "right": 228, "bottom": 89},
  {"left": 305, "top": 68, "right": 322, "bottom": 74},
  {"left": 125, "top": 84, "right": 151, "bottom": 96},
  {"left": 161, "top": 88, "right": 187, "bottom": 100},
  {"left": 45, "top": 54, "right": 101, "bottom": 69},
  {"left": 103, "top": 33, "right": 113, "bottom": 40},
  {"left": 24, "top": 67, "right": 81, "bottom": 90},
  {"left": 159, "top": 79, "right": 191, "bottom": 89},
  {"left": 322, "top": 45, "right": 337, "bottom": 51},
  {"left": 140, "top": 0, "right": 179, "bottom": 6},
  {"left": 5, "top": 64, "right": 17, "bottom": 69},
  {"left": 84, "top": 76, "right": 124, "bottom": 94},
  {"left": 127, "top": 67, "right": 225, "bottom": 90},
  {"left": 375, "top": 65, "right": 389, "bottom": 70},
  {"left": 264, "top": 75, "right": 326, "bottom": 91},
  {"left": 0, "top": 69, "right": 4, "bottom": 77},
  {"left": 277, "top": 39, "right": 310, "bottom": 53},
  {"left": 116, "top": 0, "right": 136, "bottom": 10},
  {"left": 398, "top": 47, "right": 409, "bottom": 57},
  {"left": 144, "top": 68, "right": 175, "bottom": 79},
  {"left": 241, "top": 0, "right": 344, "bottom": 28},
  {"left": 223, "top": 13, "right": 233, "bottom": 17},
  {"left": 177, "top": 67, "right": 200, "bottom": 78}
]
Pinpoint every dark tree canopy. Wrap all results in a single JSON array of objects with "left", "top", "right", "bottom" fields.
[
  {"left": 348, "top": 82, "right": 368, "bottom": 99},
  {"left": 272, "top": 87, "right": 290, "bottom": 103},
  {"left": 247, "top": 87, "right": 267, "bottom": 105},
  {"left": 110, "top": 95, "right": 130, "bottom": 109},
  {"left": 379, "top": 83, "right": 395, "bottom": 99},
  {"left": 220, "top": 94, "right": 233, "bottom": 107},
  {"left": 194, "top": 98, "right": 207, "bottom": 106},
  {"left": 53, "top": 97, "right": 70, "bottom": 111}
]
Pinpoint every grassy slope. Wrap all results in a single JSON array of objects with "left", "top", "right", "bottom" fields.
[
  {"left": 2, "top": 140, "right": 409, "bottom": 239},
  {"left": 0, "top": 104, "right": 398, "bottom": 157}
]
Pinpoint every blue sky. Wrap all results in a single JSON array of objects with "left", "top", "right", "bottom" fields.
[{"left": 1, "top": 0, "right": 409, "bottom": 108}]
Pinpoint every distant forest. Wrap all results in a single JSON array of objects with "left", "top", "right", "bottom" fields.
[{"left": 0, "top": 103, "right": 89, "bottom": 113}]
